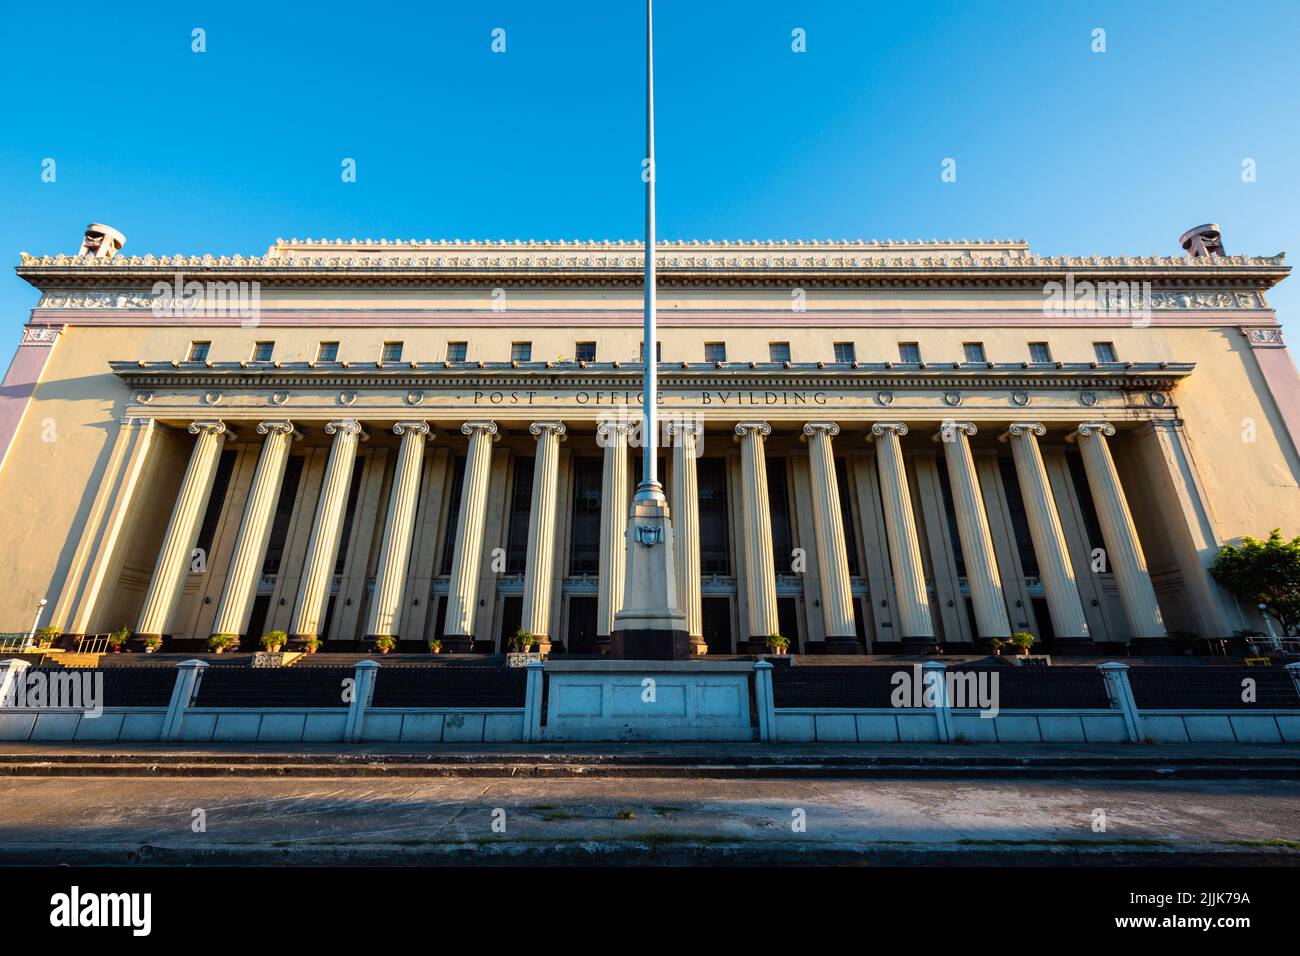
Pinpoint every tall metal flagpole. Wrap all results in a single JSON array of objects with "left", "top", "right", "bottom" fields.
[
  {"left": 611, "top": 0, "right": 690, "bottom": 659},
  {"left": 638, "top": 0, "right": 661, "bottom": 503}
]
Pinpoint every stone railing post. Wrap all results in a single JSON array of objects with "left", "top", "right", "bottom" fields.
[
  {"left": 1286, "top": 662, "right": 1300, "bottom": 699},
  {"left": 344, "top": 659, "right": 381, "bottom": 743},
  {"left": 0, "top": 659, "right": 32, "bottom": 707},
  {"left": 524, "top": 661, "right": 545, "bottom": 742},
  {"left": 1098, "top": 661, "right": 1142, "bottom": 742},
  {"left": 162, "top": 659, "right": 208, "bottom": 741},
  {"left": 922, "top": 660, "right": 951, "bottom": 742},
  {"left": 753, "top": 660, "right": 775, "bottom": 743}
]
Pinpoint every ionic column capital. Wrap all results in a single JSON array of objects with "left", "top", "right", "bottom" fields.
[
  {"left": 597, "top": 419, "right": 637, "bottom": 443},
  {"left": 1072, "top": 421, "right": 1117, "bottom": 441},
  {"left": 324, "top": 419, "right": 366, "bottom": 439},
  {"left": 529, "top": 421, "right": 567, "bottom": 440},
  {"left": 801, "top": 422, "right": 841, "bottom": 440},
  {"left": 256, "top": 420, "right": 298, "bottom": 439},
  {"left": 933, "top": 421, "right": 977, "bottom": 443},
  {"left": 868, "top": 422, "right": 909, "bottom": 439},
  {"left": 1000, "top": 421, "right": 1046, "bottom": 441},
  {"left": 393, "top": 421, "right": 431, "bottom": 437},
  {"left": 188, "top": 420, "right": 229, "bottom": 438},
  {"left": 460, "top": 420, "right": 499, "bottom": 439},
  {"left": 734, "top": 422, "right": 771, "bottom": 441},
  {"left": 665, "top": 420, "right": 703, "bottom": 440}
]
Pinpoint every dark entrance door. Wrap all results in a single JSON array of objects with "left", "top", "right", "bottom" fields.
[
  {"left": 242, "top": 595, "right": 271, "bottom": 651},
  {"left": 702, "top": 597, "right": 733, "bottom": 655},
  {"left": 499, "top": 595, "right": 523, "bottom": 653},
  {"left": 777, "top": 597, "right": 800, "bottom": 653},
  {"left": 567, "top": 596, "right": 598, "bottom": 654}
]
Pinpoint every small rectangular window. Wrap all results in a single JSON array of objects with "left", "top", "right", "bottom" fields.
[
  {"left": 511, "top": 341, "right": 532, "bottom": 362},
  {"left": 963, "top": 342, "right": 987, "bottom": 363},
  {"left": 898, "top": 342, "right": 921, "bottom": 363},
  {"left": 575, "top": 341, "right": 597, "bottom": 362},
  {"left": 447, "top": 341, "right": 467, "bottom": 362},
  {"left": 1029, "top": 342, "right": 1052, "bottom": 363},
  {"left": 251, "top": 341, "right": 274, "bottom": 362},
  {"left": 382, "top": 341, "right": 404, "bottom": 363},
  {"left": 768, "top": 342, "right": 791, "bottom": 363},
  {"left": 1093, "top": 341, "right": 1117, "bottom": 363},
  {"left": 317, "top": 341, "right": 339, "bottom": 362},
  {"left": 187, "top": 341, "right": 210, "bottom": 362},
  {"left": 639, "top": 341, "right": 662, "bottom": 362},
  {"left": 704, "top": 342, "right": 727, "bottom": 363},
  {"left": 833, "top": 342, "right": 856, "bottom": 363}
]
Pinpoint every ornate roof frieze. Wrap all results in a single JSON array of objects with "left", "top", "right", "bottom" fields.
[{"left": 16, "top": 238, "right": 1289, "bottom": 292}]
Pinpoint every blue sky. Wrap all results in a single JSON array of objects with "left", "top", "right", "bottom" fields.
[{"left": 1, "top": 0, "right": 1296, "bottom": 364}]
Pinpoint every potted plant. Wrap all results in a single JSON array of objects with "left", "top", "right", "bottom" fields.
[
  {"left": 373, "top": 636, "right": 396, "bottom": 655},
  {"left": 302, "top": 637, "right": 321, "bottom": 655},
  {"left": 31, "top": 626, "right": 59, "bottom": 649},
  {"left": 766, "top": 632, "right": 790, "bottom": 655},
  {"left": 990, "top": 637, "right": 1005, "bottom": 657},
  {"left": 428, "top": 639, "right": 443, "bottom": 655},
  {"left": 510, "top": 629, "right": 534, "bottom": 653},
  {"left": 142, "top": 634, "right": 163, "bottom": 654},
  {"left": 107, "top": 627, "right": 130, "bottom": 653},
  {"left": 260, "top": 630, "right": 288, "bottom": 653},
  {"left": 1010, "top": 632, "right": 1035, "bottom": 656},
  {"left": 207, "top": 633, "right": 238, "bottom": 654}
]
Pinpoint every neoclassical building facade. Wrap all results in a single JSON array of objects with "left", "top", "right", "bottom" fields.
[{"left": 2, "top": 233, "right": 1297, "bottom": 654}]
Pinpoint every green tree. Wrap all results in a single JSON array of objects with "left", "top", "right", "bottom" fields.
[{"left": 1210, "top": 529, "right": 1300, "bottom": 634}]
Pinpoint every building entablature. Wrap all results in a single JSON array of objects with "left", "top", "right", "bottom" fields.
[{"left": 110, "top": 360, "right": 1191, "bottom": 429}]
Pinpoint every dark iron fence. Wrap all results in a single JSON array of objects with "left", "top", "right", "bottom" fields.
[
  {"left": 371, "top": 665, "right": 527, "bottom": 708},
  {"left": 192, "top": 667, "right": 355, "bottom": 708},
  {"left": 771, "top": 664, "right": 1111, "bottom": 709},
  {"left": 1127, "top": 666, "right": 1300, "bottom": 710}
]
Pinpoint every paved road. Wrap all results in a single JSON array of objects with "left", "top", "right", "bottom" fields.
[{"left": 2, "top": 774, "right": 1298, "bottom": 864}]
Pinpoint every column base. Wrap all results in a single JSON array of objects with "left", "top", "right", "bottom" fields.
[
  {"left": 1049, "top": 639, "right": 1100, "bottom": 656},
  {"left": 1128, "top": 637, "right": 1178, "bottom": 656},
  {"left": 592, "top": 635, "right": 612, "bottom": 656},
  {"left": 441, "top": 635, "right": 475, "bottom": 654},
  {"left": 611, "top": 628, "right": 692, "bottom": 661},
  {"left": 900, "top": 637, "right": 942, "bottom": 656},
  {"left": 819, "top": 636, "right": 863, "bottom": 655},
  {"left": 689, "top": 635, "right": 708, "bottom": 656},
  {"left": 534, "top": 637, "right": 553, "bottom": 655}
]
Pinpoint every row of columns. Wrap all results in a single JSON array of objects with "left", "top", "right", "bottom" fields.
[
  {"left": 133, "top": 416, "right": 1165, "bottom": 648},
  {"left": 730, "top": 420, "right": 1165, "bottom": 647}
]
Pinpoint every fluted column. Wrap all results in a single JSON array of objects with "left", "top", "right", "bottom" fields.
[
  {"left": 520, "top": 422, "right": 566, "bottom": 650},
  {"left": 366, "top": 422, "right": 432, "bottom": 640},
  {"left": 1001, "top": 422, "right": 1090, "bottom": 639},
  {"left": 595, "top": 420, "right": 633, "bottom": 649},
  {"left": 289, "top": 420, "right": 365, "bottom": 641},
  {"left": 935, "top": 422, "right": 1012, "bottom": 639},
  {"left": 136, "top": 421, "right": 230, "bottom": 637},
  {"left": 868, "top": 423, "right": 935, "bottom": 641},
  {"left": 210, "top": 421, "right": 297, "bottom": 637},
  {"left": 802, "top": 423, "right": 857, "bottom": 651},
  {"left": 668, "top": 421, "right": 705, "bottom": 653},
  {"left": 1072, "top": 422, "right": 1166, "bottom": 638},
  {"left": 735, "top": 422, "right": 779, "bottom": 646},
  {"left": 443, "top": 422, "right": 498, "bottom": 650}
]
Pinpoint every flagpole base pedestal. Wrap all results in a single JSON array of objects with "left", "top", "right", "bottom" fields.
[{"left": 611, "top": 495, "right": 689, "bottom": 661}]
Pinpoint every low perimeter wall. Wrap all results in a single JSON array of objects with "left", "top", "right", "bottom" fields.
[{"left": 1, "top": 658, "right": 1299, "bottom": 745}]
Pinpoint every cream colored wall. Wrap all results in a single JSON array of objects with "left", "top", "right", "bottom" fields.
[{"left": 2, "top": 301, "right": 1298, "bottom": 633}]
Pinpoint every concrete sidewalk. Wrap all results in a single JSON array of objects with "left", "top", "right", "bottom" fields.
[
  {"left": 0, "top": 772, "right": 1297, "bottom": 866},
  {"left": 3, "top": 740, "right": 1300, "bottom": 779}
]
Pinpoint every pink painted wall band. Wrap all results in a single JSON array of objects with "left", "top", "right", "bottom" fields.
[{"left": 0, "top": 326, "right": 61, "bottom": 475}]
